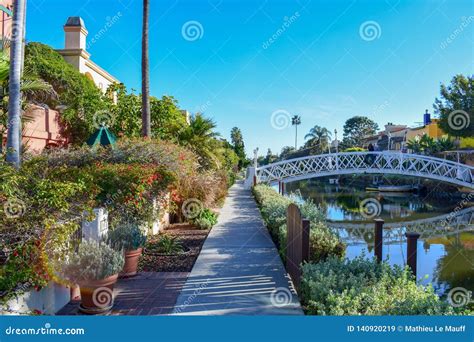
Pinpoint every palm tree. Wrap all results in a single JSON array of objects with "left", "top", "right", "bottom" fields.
[
  {"left": 305, "top": 125, "right": 332, "bottom": 153},
  {"left": 1, "top": 39, "right": 55, "bottom": 153},
  {"left": 6, "top": 0, "right": 27, "bottom": 167},
  {"left": 291, "top": 115, "right": 301, "bottom": 149},
  {"left": 141, "top": 0, "right": 151, "bottom": 137},
  {"left": 178, "top": 114, "right": 221, "bottom": 169}
]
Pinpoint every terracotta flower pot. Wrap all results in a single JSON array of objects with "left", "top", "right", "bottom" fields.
[
  {"left": 78, "top": 274, "right": 118, "bottom": 314},
  {"left": 120, "top": 248, "right": 143, "bottom": 278}
]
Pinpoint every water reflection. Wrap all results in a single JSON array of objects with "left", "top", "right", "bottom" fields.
[{"left": 286, "top": 176, "right": 474, "bottom": 295}]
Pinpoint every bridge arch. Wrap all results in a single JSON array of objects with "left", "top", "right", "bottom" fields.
[{"left": 252, "top": 152, "right": 474, "bottom": 189}]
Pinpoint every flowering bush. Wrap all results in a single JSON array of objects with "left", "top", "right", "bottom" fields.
[
  {"left": 300, "top": 256, "right": 455, "bottom": 315},
  {"left": 0, "top": 158, "right": 98, "bottom": 299},
  {"left": 88, "top": 163, "right": 173, "bottom": 227}
]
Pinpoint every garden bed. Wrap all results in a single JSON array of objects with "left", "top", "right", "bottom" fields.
[{"left": 138, "top": 223, "right": 210, "bottom": 272}]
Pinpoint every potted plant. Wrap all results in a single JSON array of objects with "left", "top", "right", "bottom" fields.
[
  {"left": 63, "top": 240, "right": 124, "bottom": 314},
  {"left": 108, "top": 222, "right": 147, "bottom": 278}
]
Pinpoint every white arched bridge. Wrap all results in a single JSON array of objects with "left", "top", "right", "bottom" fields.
[{"left": 248, "top": 152, "right": 474, "bottom": 189}]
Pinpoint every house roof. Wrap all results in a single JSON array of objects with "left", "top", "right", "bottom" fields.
[{"left": 65, "top": 17, "right": 85, "bottom": 28}]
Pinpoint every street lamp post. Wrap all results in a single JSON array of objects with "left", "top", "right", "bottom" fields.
[{"left": 334, "top": 129, "right": 338, "bottom": 154}]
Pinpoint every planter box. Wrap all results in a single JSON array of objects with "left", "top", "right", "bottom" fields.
[{"left": 1, "top": 282, "right": 70, "bottom": 315}]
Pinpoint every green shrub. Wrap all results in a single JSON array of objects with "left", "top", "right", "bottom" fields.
[
  {"left": 149, "top": 235, "right": 184, "bottom": 255},
  {"left": 62, "top": 240, "right": 124, "bottom": 282},
  {"left": 253, "top": 185, "right": 344, "bottom": 263},
  {"left": 192, "top": 208, "right": 218, "bottom": 230},
  {"left": 108, "top": 222, "right": 147, "bottom": 251},
  {"left": 300, "top": 256, "right": 455, "bottom": 315}
]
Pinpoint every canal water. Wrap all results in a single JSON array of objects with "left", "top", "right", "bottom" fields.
[{"left": 285, "top": 175, "right": 474, "bottom": 296}]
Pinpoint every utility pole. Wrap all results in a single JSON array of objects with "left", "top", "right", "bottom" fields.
[{"left": 6, "top": 0, "right": 27, "bottom": 168}]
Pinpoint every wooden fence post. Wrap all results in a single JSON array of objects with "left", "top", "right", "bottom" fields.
[
  {"left": 374, "top": 219, "right": 384, "bottom": 262},
  {"left": 286, "top": 204, "right": 310, "bottom": 289},
  {"left": 281, "top": 182, "right": 285, "bottom": 195},
  {"left": 405, "top": 232, "right": 420, "bottom": 277}
]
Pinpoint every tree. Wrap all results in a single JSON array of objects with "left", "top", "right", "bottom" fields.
[
  {"left": 291, "top": 115, "right": 301, "bottom": 149},
  {"left": 230, "top": 127, "right": 247, "bottom": 169},
  {"left": 178, "top": 113, "right": 221, "bottom": 169},
  {"left": 304, "top": 125, "right": 332, "bottom": 153},
  {"left": 141, "top": 0, "right": 151, "bottom": 137},
  {"left": 279, "top": 146, "right": 296, "bottom": 160},
  {"left": 342, "top": 116, "right": 379, "bottom": 148},
  {"left": 434, "top": 74, "right": 473, "bottom": 138},
  {"left": 6, "top": 0, "right": 27, "bottom": 167},
  {"left": 264, "top": 148, "right": 277, "bottom": 165}
]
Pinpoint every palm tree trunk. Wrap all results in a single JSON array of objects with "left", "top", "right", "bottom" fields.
[
  {"left": 6, "top": 0, "right": 27, "bottom": 168},
  {"left": 141, "top": 0, "right": 151, "bottom": 137},
  {"left": 295, "top": 125, "right": 298, "bottom": 149}
]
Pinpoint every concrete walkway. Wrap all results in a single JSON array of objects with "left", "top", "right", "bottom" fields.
[{"left": 173, "top": 181, "right": 303, "bottom": 315}]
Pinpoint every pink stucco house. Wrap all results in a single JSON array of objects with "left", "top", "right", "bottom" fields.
[{"left": 2, "top": 12, "right": 120, "bottom": 152}]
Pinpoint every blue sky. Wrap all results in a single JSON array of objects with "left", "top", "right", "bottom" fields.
[{"left": 26, "top": 0, "right": 473, "bottom": 155}]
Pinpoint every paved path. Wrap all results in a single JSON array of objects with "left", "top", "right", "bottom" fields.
[
  {"left": 58, "top": 272, "right": 188, "bottom": 315},
  {"left": 173, "top": 181, "right": 303, "bottom": 315}
]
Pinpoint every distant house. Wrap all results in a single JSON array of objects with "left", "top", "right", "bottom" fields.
[
  {"left": 57, "top": 17, "right": 120, "bottom": 93},
  {"left": 406, "top": 110, "right": 444, "bottom": 142}
]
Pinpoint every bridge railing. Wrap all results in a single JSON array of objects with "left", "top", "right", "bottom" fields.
[{"left": 253, "top": 152, "right": 474, "bottom": 189}]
